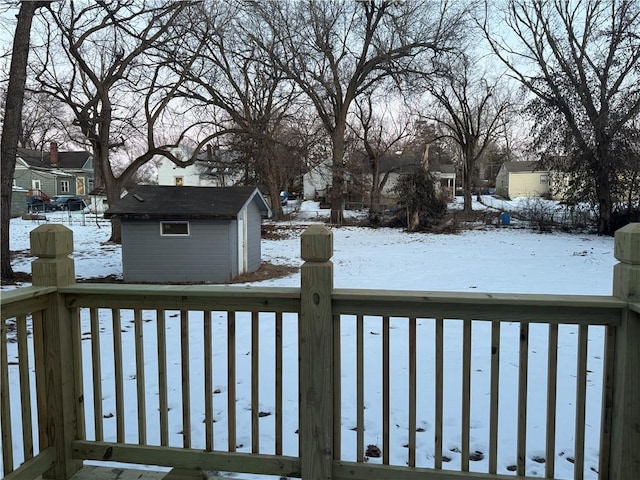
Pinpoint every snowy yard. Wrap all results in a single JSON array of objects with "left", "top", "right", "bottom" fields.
[{"left": 3, "top": 199, "right": 620, "bottom": 479}]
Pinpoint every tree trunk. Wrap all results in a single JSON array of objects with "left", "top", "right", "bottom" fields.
[
  {"left": 593, "top": 143, "right": 615, "bottom": 235},
  {"left": 104, "top": 179, "right": 123, "bottom": 243},
  {"left": 463, "top": 160, "right": 473, "bottom": 214},
  {"left": 369, "top": 161, "right": 382, "bottom": 215},
  {"left": 330, "top": 123, "right": 346, "bottom": 224},
  {"left": 595, "top": 168, "right": 613, "bottom": 235},
  {"left": 462, "top": 145, "right": 476, "bottom": 214},
  {"left": 269, "top": 188, "right": 283, "bottom": 220},
  {"left": 1, "top": 2, "right": 48, "bottom": 281}
]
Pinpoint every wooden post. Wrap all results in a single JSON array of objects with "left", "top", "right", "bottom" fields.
[
  {"left": 299, "top": 225, "right": 334, "bottom": 480},
  {"left": 31, "top": 224, "right": 82, "bottom": 479},
  {"left": 608, "top": 222, "right": 640, "bottom": 478}
]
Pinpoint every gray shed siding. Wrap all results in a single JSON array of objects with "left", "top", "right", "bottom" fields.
[
  {"left": 11, "top": 190, "right": 27, "bottom": 217},
  {"left": 121, "top": 219, "right": 236, "bottom": 283},
  {"left": 246, "top": 201, "right": 262, "bottom": 272}
]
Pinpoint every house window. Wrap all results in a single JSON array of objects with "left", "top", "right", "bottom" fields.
[
  {"left": 540, "top": 174, "right": 549, "bottom": 184},
  {"left": 61, "top": 180, "right": 70, "bottom": 193},
  {"left": 175, "top": 177, "right": 184, "bottom": 186},
  {"left": 160, "top": 221, "right": 190, "bottom": 236},
  {"left": 32, "top": 179, "right": 41, "bottom": 190}
]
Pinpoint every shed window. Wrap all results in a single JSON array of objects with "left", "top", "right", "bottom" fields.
[
  {"left": 160, "top": 221, "right": 190, "bottom": 236},
  {"left": 540, "top": 174, "right": 549, "bottom": 184}
]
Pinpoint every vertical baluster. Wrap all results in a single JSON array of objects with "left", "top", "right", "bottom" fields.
[
  {"left": 32, "top": 311, "right": 48, "bottom": 450},
  {"left": 517, "top": 322, "right": 530, "bottom": 476},
  {"left": 461, "top": 319, "right": 472, "bottom": 471},
  {"left": 17, "top": 314, "right": 33, "bottom": 460},
  {"left": 157, "top": 310, "right": 168, "bottom": 447},
  {"left": 574, "top": 324, "right": 588, "bottom": 480},
  {"left": 251, "top": 311, "right": 259, "bottom": 454},
  {"left": 408, "top": 317, "right": 417, "bottom": 468},
  {"left": 112, "top": 309, "right": 124, "bottom": 443},
  {"left": 180, "top": 310, "right": 190, "bottom": 449},
  {"left": 489, "top": 320, "right": 500, "bottom": 474},
  {"left": 333, "top": 313, "right": 341, "bottom": 461},
  {"left": 275, "top": 312, "right": 283, "bottom": 456},
  {"left": 204, "top": 311, "right": 213, "bottom": 452},
  {"left": 90, "top": 308, "right": 103, "bottom": 441},
  {"left": 434, "top": 317, "right": 443, "bottom": 469},
  {"left": 1, "top": 317, "right": 13, "bottom": 474},
  {"left": 599, "top": 324, "right": 616, "bottom": 479},
  {"left": 382, "top": 315, "right": 390, "bottom": 465},
  {"left": 71, "top": 308, "right": 85, "bottom": 441},
  {"left": 134, "top": 309, "right": 146, "bottom": 445},
  {"left": 356, "top": 314, "right": 364, "bottom": 463},
  {"left": 546, "top": 323, "right": 558, "bottom": 478},
  {"left": 228, "top": 311, "right": 236, "bottom": 452}
]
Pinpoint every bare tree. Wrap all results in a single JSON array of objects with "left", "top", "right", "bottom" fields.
[
  {"left": 1, "top": 1, "right": 51, "bottom": 281},
  {"left": 349, "top": 92, "right": 415, "bottom": 218},
  {"left": 17, "top": 90, "right": 68, "bottom": 150},
  {"left": 481, "top": 0, "right": 640, "bottom": 234},
  {"left": 417, "top": 54, "right": 511, "bottom": 213},
  {"left": 31, "top": 1, "right": 207, "bottom": 242},
  {"left": 247, "top": 0, "right": 465, "bottom": 223},
  {"left": 172, "top": 1, "right": 314, "bottom": 218}
]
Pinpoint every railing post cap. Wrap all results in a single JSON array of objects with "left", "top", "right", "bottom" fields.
[
  {"left": 301, "top": 225, "right": 333, "bottom": 262},
  {"left": 30, "top": 224, "right": 74, "bottom": 258},
  {"left": 614, "top": 222, "right": 640, "bottom": 265}
]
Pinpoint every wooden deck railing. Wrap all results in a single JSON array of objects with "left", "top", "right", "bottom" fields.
[{"left": 1, "top": 223, "right": 639, "bottom": 480}]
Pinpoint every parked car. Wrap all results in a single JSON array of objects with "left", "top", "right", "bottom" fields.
[
  {"left": 26, "top": 196, "right": 55, "bottom": 212},
  {"left": 52, "top": 196, "right": 87, "bottom": 211}
]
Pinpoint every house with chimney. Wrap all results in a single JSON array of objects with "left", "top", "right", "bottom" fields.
[{"left": 12, "top": 143, "right": 94, "bottom": 201}]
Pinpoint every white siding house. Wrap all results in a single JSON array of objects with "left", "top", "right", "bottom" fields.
[{"left": 495, "top": 161, "right": 551, "bottom": 199}]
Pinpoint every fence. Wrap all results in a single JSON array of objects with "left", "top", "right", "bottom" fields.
[{"left": 1, "top": 223, "right": 639, "bottom": 480}]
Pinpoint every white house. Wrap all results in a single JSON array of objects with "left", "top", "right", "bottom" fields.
[
  {"left": 495, "top": 161, "right": 551, "bottom": 199},
  {"left": 302, "top": 154, "right": 456, "bottom": 204},
  {"left": 157, "top": 146, "right": 244, "bottom": 187}
]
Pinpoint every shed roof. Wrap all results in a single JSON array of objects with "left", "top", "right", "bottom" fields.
[
  {"left": 104, "top": 185, "right": 270, "bottom": 220},
  {"left": 502, "top": 160, "right": 547, "bottom": 173}
]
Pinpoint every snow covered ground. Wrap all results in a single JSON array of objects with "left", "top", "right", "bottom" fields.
[{"left": 2, "top": 198, "right": 619, "bottom": 479}]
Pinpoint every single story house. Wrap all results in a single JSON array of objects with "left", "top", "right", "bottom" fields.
[
  {"left": 105, "top": 185, "right": 271, "bottom": 283},
  {"left": 374, "top": 155, "right": 457, "bottom": 202},
  {"left": 303, "top": 153, "right": 456, "bottom": 204},
  {"left": 13, "top": 143, "right": 94, "bottom": 199},
  {"left": 495, "top": 161, "right": 550, "bottom": 199}
]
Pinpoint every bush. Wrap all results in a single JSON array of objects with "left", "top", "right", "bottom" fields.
[{"left": 518, "top": 197, "right": 557, "bottom": 232}]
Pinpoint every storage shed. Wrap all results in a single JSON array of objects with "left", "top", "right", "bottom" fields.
[{"left": 105, "top": 185, "right": 270, "bottom": 283}]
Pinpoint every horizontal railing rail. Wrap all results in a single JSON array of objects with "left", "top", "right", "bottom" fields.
[
  {"left": 58, "top": 283, "right": 301, "bottom": 312},
  {"left": 332, "top": 289, "right": 626, "bottom": 324}
]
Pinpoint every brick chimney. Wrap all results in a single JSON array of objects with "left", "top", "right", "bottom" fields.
[{"left": 50, "top": 142, "right": 58, "bottom": 167}]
